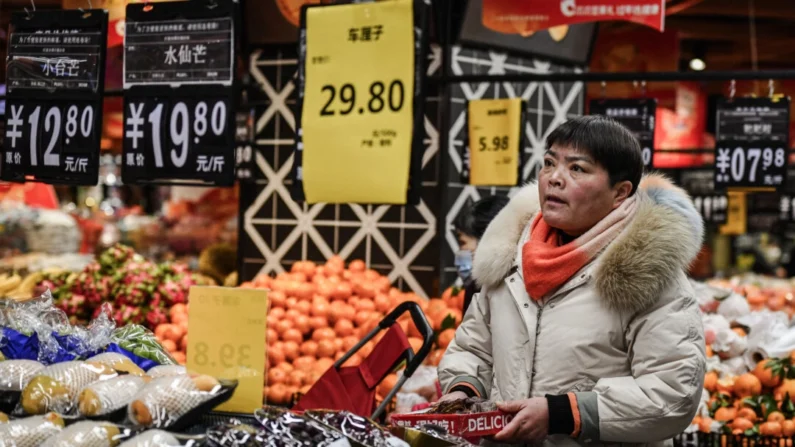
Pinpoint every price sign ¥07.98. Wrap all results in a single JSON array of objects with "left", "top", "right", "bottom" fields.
[
  {"left": 466, "top": 98, "right": 524, "bottom": 186},
  {"left": 714, "top": 97, "right": 790, "bottom": 189},
  {"left": 295, "top": 0, "right": 426, "bottom": 204},
  {"left": 121, "top": 1, "right": 236, "bottom": 186},
  {"left": 187, "top": 286, "right": 268, "bottom": 414},
  {"left": 1, "top": 10, "right": 108, "bottom": 185},
  {"left": 589, "top": 98, "right": 656, "bottom": 170}
]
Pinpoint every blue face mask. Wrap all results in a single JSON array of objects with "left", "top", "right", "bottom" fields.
[{"left": 455, "top": 250, "right": 473, "bottom": 281}]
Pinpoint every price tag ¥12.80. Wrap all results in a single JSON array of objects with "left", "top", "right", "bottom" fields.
[
  {"left": 294, "top": 0, "right": 428, "bottom": 204},
  {"left": 714, "top": 97, "right": 790, "bottom": 189},
  {"left": 121, "top": 1, "right": 236, "bottom": 186},
  {"left": 187, "top": 286, "right": 268, "bottom": 414},
  {"left": 1, "top": 10, "right": 108, "bottom": 185},
  {"left": 466, "top": 98, "right": 524, "bottom": 186}
]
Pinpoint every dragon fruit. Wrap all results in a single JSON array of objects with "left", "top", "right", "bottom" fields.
[{"left": 146, "top": 307, "right": 169, "bottom": 327}]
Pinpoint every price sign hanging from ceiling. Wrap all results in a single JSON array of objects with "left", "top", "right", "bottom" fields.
[
  {"left": 291, "top": 0, "right": 430, "bottom": 205},
  {"left": 589, "top": 98, "right": 656, "bottom": 171},
  {"left": 121, "top": 0, "right": 237, "bottom": 187},
  {"left": 465, "top": 98, "right": 525, "bottom": 186},
  {"left": 714, "top": 97, "right": 790, "bottom": 190},
  {"left": 1, "top": 9, "right": 108, "bottom": 186}
]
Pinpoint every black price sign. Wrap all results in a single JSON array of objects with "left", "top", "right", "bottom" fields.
[
  {"left": 692, "top": 194, "right": 728, "bottom": 224},
  {"left": 590, "top": 99, "right": 656, "bottom": 170},
  {"left": 1, "top": 10, "right": 108, "bottom": 186},
  {"left": 714, "top": 97, "right": 790, "bottom": 189},
  {"left": 121, "top": 1, "right": 237, "bottom": 186},
  {"left": 780, "top": 195, "right": 795, "bottom": 222}
]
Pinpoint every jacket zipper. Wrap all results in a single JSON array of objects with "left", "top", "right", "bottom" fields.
[{"left": 528, "top": 303, "right": 542, "bottom": 396}]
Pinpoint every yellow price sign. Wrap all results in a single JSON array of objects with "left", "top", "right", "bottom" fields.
[
  {"left": 719, "top": 191, "right": 747, "bottom": 236},
  {"left": 467, "top": 98, "right": 523, "bottom": 186},
  {"left": 299, "top": 0, "right": 417, "bottom": 204},
  {"left": 187, "top": 286, "right": 268, "bottom": 413}
]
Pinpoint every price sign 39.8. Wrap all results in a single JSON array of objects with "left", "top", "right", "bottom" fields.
[
  {"left": 123, "top": 97, "right": 231, "bottom": 183},
  {"left": 714, "top": 145, "right": 787, "bottom": 188},
  {"left": 3, "top": 99, "right": 98, "bottom": 182}
]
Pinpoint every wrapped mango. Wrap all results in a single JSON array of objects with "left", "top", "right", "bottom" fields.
[
  {"left": 79, "top": 375, "right": 148, "bottom": 417},
  {"left": 117, "top": 430, "right": 180, "bottom": 447},
  {"left": 0, "top": 359, "right": 44, "bottom": 391},
  {"left": 145, "top": 365, "right": 186, "bottom": 379},
  {"left": 0, "top": 413, "right": 64, "bottom": 447},
  {"left": 21, "top": 361, "right": 117, "bottom": 415},
  {"left": 128, "top": 374, "right": 220, "bottom": 428},
  {"left": 87, "top": 353, "right": 145, "bottom": 376},
  {"left": 40, "top": 421, "right": 124, "bottom": 447}
]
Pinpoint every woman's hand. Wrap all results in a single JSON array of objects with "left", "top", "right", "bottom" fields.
[{"left": 493, "top": 398, "right": 549, "bottom": 443}]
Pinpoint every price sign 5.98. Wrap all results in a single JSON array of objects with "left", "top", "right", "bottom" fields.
[
  {"left": 466, "top": 98, "right": 523, "bottom": 186},
  {"left": 122, "top": 97, "right": 232, "bottom": 184},
  {"left": 714, "top": 146, "right": 787, "bottom": 188}
]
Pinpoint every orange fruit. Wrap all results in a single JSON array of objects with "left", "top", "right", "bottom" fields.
[
  {"left": 426, "top": 349, "right": 445, "bottom": 366},
  {"left": 332, "top": 337, "right": 344, "bottom": 353},
  {"left": 267, "top": 383, "right": 289, "bottom": 405},
  {"left": 706, "top": 345, "right": 714, "bottom": 358},
  {"left": 268, "top": 367, "right": 287, "bottom": 385},
  {"left": 437, "top": 329, "right": 456, "bottom": 350},
  {"left": 434, "top": 310, "right": 463, "bottom": 331},
  {"left": 354, "top": 311, "right": 375, "bottom": 327},
  {"left": 704, "top": 372, "right": 718, "bottom": 393},
  {"left": 342, "top": 354, "right": 362, "bottom": 367},
  {"left": 267, "top": 328, "right": 279, "bottom": 345},
  {"left": 293, "top": 356, "right": 316, "bottom": 373},
  {"left": 358, "top": 341, "right": 375, "bottom": 358},
  {"left": 698, "top": 417, "right": 714, "bottom": 433},
  {"left": 286, "top": 370, "right": 308, "bottom": 388},
  {"left": 317, "top": 339, "right": 336, "bottom": 358},
  {"left": 732, "top": 327, "right": 747, "bottom": 337},
  {"left": 296, "top": 301, "right": 311, "bottom": 316},
  {"left": 282, "top": 341, "right": 300, "bottom": 361},
  {"left": 285, "top": 309, "right": 301, "bottom": 321},
  {"left": 334, "top": 319, "right": 355, "bottom": 337},
  {"left": 782, "top": 420, "right": 795, "bottom": 437},
  {"left": 161, "top": 340, "right": 177, "bottom": 353},
  {"left": 761, "top": 422, "right": 784, "bottom": 437},
  {"left": 716, "top": 377, "right": 736, "bottom": 396},
  {"left": 285, "top": 297, "right": 298, "bottom": 309},
  {"left": 408, "top": 337, "right": 424, "bottom": 354},
  {"left": 342, "top": 336, "right": 358, "bottom": 351},
  {"left": 339, "top": 305, "right": 356, "bottom": 322},
  {"left": 769, "top": 412, "right": 786, "bottom": 423},
  {"left": 309, "top": 316, "right": 328, "bottom": 330},
  {"left": 356, "top": 300, "right": 376, "bottom": 312},
  {"left": 311, "top": 301, "right": 330, "bottom": 318},
  {"left": 333, "top": 283, "right": 353, "bottom": 301},
  {"left": 300, "top": 341, "right": 318, "bottom": 357},
  {"left": 374, "top": 294, "right": 392, "bottom": 313},
  {"left": 378, "top": 373, "right": 399, "bottom": 398},
  {"left": 754, "top": 359, "right": 783, "bottom": 388},
  {"left": 731, "top": 417, "right": 755, "bottom": 432},
  {"left": 348, "top": 259, "right": 366, "bottom": 272},
  {"left": 775, "top": 380, "right": 795, "bottom": 401},
  {"left": 270, "top": 307, "right": 286, "bottom": 319},
  {"left": 274, "top": 319, "right": 294, "bottom": 335},
  {"left": 735, "top": 373, "right": 762, "bottom": 398},
  {"left": 276, "top": 362, "right": 294, "bottom": 373},
  {"left": 737, "top": 407, "right": 758, "bottom": 421},
  {"left": 282, "top": 328, "right": 303, "bottom": 344},
  {"left": 268, "top": 345, "right": 285, "bottom": 367},
  {"left": 315, "top": 357, "right": 335, "bottom": 373},
  {"left": 312, "top": 327, "right": 336, "bottom": 342},
  {"left": 714, "top": 407, "right": 737, "bottom": 422},
  {"left": 294, "top": 315, "right": 311, "bottom": 335}
]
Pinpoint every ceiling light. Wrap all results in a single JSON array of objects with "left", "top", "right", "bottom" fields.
[{"left": 689, "top": 58, "right": 706, "bottom": 71}]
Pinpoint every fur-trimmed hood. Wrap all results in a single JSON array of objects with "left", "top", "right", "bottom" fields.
[{"left": 472, "top": 173, "right": 704, "bottom": 314}]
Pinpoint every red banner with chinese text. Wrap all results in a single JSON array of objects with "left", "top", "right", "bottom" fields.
[{"left": 483, "top": 0, "right": 666, "bottom": 36}]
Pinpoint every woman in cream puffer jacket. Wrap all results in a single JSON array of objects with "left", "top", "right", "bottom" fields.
[{"left": 438, "top": 174, "right": 706, "bottom": 447}]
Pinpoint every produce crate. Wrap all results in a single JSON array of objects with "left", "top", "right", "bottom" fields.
[{"left": 674, "top": 432, "right": 794, "bottom": 447}]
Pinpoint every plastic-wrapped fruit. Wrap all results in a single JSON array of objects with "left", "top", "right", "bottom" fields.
[
  {"left": 21, "top": 361, "right": 117, "bottom": 415},
  {"left": 0, "top": 413, "right": 65, "bottom": 447},
  {"left": 40, "top": 420, "right": 123, "bottom": 447},
  {"left": 118, "top": 429, "right": 180, "bottom": 447},
  {"left": 87, "top": 352, "right": 145, "bottom": 376},
  {"left": 78, "top": 375, "right": 148, "bottom": 417},
  {"left": 128, "top": 375, "right": 220, "bottom": 427},
  {"left": 146, "top": 365, "right": 186, "bottom": 379},
  {"left": 0, "top": 359, "right": 45, "bottom": 391}
]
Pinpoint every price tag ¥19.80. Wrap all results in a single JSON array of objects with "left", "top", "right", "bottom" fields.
[
  {"left": 714, "top": 97, "right": 790, "bottom": 190},
  {"left": 1, "top": 10, "right": 108, "bottom": 186},
  {"left": 295, "top": 0, "right": 427, "bottom": 204},
  {"left": 466, "top": 98, "right": 524, "bottom": 186},
  {"left": 121, "top": 1, "right": 237, "bottom": 186},
  {"left": 187, "top": 286, "right": 268, "bottom": 414}
]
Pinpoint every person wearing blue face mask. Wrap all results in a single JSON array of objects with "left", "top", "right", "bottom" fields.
[{"left": 453, "top": 195, "right": 510, "bottom": 315}]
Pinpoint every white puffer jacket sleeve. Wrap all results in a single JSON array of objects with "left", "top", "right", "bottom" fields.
[
  {"left": 437, "top": 288, "right": 493, "bottom": 398},
  {"left": 575, "top": 288, "right": 706, "bottom": 443}
]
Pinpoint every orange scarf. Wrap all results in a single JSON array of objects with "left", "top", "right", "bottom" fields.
[{"left": 522, "top": 196, "right": 638, "bottom": 300}]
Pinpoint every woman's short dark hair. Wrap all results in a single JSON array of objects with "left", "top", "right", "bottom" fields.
[
  {"left": 546, "top": 115, "right": 644, "bottom": 195},
  {"left": 454, "top": 195, "right": 510, "bottom": 240}
]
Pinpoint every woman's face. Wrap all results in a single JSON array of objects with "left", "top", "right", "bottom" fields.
[{"left": 538, "top": 145, "right": 631, "bottom": 236}]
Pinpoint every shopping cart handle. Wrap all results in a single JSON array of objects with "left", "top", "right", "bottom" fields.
[{"left": 379, "top": 301, "right": 434, "bottom": 377}]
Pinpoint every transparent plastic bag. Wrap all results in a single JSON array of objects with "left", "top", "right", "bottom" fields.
[
  {"left": 128, "top": 375, "right": 221, "bottom": 428},
  {"left": 79, "top": 375, "right": 148, "bottom": 417},
  {"left": 146, "top": 365, "right": 187, "bottom": 378},
  {"left": 306, "top": 410, "right": 409, "bottom": 447},
  {"left": 254, "top": 406, "right": 351, "bottom": 447},
  {"left": 396, "top": 366, "right": 438, "bottom": 401},
  {"left": 87, "top": 352, "right": 146, "bottom": 376},
  {"left": 112, "top": 325, "right": 176, "bottom": 367},
  {"left": 118, "top": 430, "right": 181, "bottom": 447},
  {"left": 0, "top": 413, "right": 64, "bottom": 447},
  {"left": 21, "top": 361, "right": 117, "bottom": 415},
  {"left": 0, "top": 360, "right": 45, "bottom": 392},
  {"left": 41, "top": 420, "right": 131, "bottom": 447}
]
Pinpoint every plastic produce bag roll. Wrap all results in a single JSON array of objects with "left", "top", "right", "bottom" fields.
[
  {"left": 21, "top": 361, "right": 117, "bottom": 415},
  {"left": 0, "top": 412, "right": 64, "bottom": 447},
  {"left": 41, "top": 420, "right": 128, "bottom": 447},
  {"left": 79, "top": 375, "right": 148, "bottom": 417}
]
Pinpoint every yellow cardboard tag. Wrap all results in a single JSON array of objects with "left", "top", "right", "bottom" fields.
[
  {"left": 301, "top": 0, "right": 415, "bottom": 204},
  {"left": 467, "top": 98, "right": 523, "bottom": 186},
  {"left": 186, "top": 286, "right": 268, "bottom": 413},
  {"left": 719, "top": 191, "right": 747, "bottom": 236}
]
